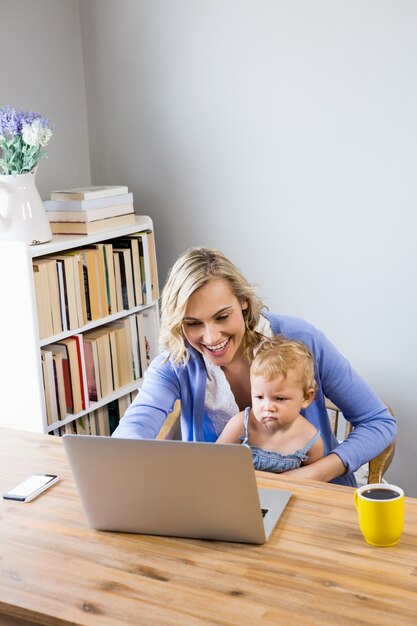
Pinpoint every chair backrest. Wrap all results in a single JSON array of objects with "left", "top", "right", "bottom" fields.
[
  {"left": 325, "top": 399, "right": 396, "bottom": 484},
  {"left": 156, "top": 400, "right": 181, "bottom": 441}
]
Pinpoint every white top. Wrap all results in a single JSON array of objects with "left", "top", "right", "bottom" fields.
[{"left": 203, "top": 316, "right": 273, "bottom": 437}]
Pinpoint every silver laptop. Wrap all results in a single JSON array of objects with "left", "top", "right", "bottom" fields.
[{"left": 63, "top": 435, "right": 291, "bottom": 544}]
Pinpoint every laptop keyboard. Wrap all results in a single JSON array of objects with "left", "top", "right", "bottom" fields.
[{"left": 261, "top": 508, "right": 269, "bottom": 517}]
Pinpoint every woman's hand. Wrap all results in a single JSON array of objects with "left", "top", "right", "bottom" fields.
[{"left": 282, "top": 453, "right": 346, "bottom": 482}]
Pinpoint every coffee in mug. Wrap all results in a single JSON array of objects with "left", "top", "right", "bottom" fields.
[
  {"left": 354, "top": 483, "right": 404, "bottom": 547},
  {"left": 360, "top": 487, "right": 399, "bottom": 500}
]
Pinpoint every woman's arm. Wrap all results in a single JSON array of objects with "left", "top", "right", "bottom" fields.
[
  {"left": 216, "top": 412, "right": 245, "bottom": 444},
  {"left": 288, "top": 452, "right": 345, "bottom": 481},
  {"left": 112, "top": 353, "right": 180, "bottom": 439},
  {"left": 312, "top": 327, "right": 397, "bottom": 475}
]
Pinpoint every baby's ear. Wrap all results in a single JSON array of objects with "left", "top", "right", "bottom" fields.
[{"left": 302, "top": 388, "right": 316, "bottom": 408}]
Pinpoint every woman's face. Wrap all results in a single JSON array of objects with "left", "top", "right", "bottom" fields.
[{"left": 182, "top": 278, "right": 248, "bottom": 367}]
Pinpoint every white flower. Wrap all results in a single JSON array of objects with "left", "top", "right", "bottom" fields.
[{"left": 22, "top": 119, "right": 52, "bottom": 148}]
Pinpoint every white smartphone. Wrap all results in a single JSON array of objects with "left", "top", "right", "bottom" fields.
[{"left": 3, "top": 473, "right": 59, "bottom": 502}]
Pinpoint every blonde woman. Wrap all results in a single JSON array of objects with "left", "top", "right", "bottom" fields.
[{"left": 113, "top": 247, "right": 396, "bottom": 486}]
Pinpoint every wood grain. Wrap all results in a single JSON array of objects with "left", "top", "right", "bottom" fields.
[{"left": 0, "top": 428, "right": 416, "bottom": 625}]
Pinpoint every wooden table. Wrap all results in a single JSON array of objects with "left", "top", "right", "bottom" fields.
[{"left": 0, "top": 428, "right": 416, "bottom": 626}]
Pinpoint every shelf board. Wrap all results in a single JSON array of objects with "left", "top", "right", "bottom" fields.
[{"left": 30, "top": 215, "right": 153, "bottom": 258}]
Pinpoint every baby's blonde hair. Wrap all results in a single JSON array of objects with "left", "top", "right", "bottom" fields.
[
  {"left": 250, "top": 337, "right": 317, "bottom": 398},
  {"left": 159, "top": 247, "right": 264, "bottom": 365}
]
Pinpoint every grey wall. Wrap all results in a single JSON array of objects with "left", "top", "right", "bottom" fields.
[
  {"left": 2, "top": 1, "right": 416, "bottom": 495},
  {"left": 1, "top": 0, "right": 91, "bottom": 198}
]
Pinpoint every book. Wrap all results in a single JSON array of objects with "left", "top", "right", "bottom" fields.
[
  {"left": 90, "top": 243, "right": 118, "bottom": 316},
  {"left": 84, "top": 327, "right": 114, "bottom": 397},
  {"left": 45, "top": 202, "right": 134, "bottom": 223},
  {"left": 41, "top": 350, "right": 59, "bottom": 426},
  {"left": 111, "top": 238, "right": 143, "bottom": 307},
  {"left": 36, "top": 258, "right": 62, "bottom": 336},
  {"left": 102, "top": 243, "right": 118, "bottom": 315},
  {"left": 47, "top": 255, "right": 79, "bottom": 330},
  {"left": 75, "top": 416, "right": 89, "bottom": 435},
  {"left": 47, "top": 338, "right": 84, "bottom": 414},
  {"left": 33, "top": 261, "right": 54, "bottom": 339},
  {"left": 136, "top": 234, "right": 151, "bottom": 303},
  {"left": 49, "top": 213, "right": 136, "bottom": 235},
  {"left": 50, "top": 185, "right": 129, "bottom": 201},
  {"left": 80, "top": 248, "right": 104, "bottom": 321},
  {"left": 96, "top": 406, "right": 110, "bottom": 436},
  {"left": 73, "top": 334, "right": 90, "bottom": 411},
  {"left": 107, "top": 399, "right": 121, "bottom": 434},
  {"left": 112, "top": 319, "right": 134, "bottom": 386},
  {"left": 42, "top": 341, "right": 74, "bottom": 415},
  {"left": 136, "top": 308, "right": 159, "bottom": 374},
  {"left": 128, "top": 314, "right": 141, "bottom": 380},
  {"left": 55, "top": 260, "right": 68, "bottom": 332},
  {"left": 112, "top": 252, "right": 124, "bottom": 312},
  {"left": 146, "top": 230, "right": 159, "bottom": 302},
  {"left": 87, "top": 245, "right": 109, "bottom": 318},
  {"left": 83, "top": 336, "right": 102, "bottom": 402},
  {"left": 113, "top": 248, "right": 135, "bottom": 310},
  {"left": 129, "top": 232, "right": 157, "bottom": 304},
  {"left": 108, "top": 327, "right": 119, "bottom": 390},
  {"left": 52, "top": 351, "right": 68, "bottom": 422},
  {"left": 135, "top": 312, "right": 147, "bottom": 377},
  {"left": 88, "top": 412, "right": 98, "bottom": 435},
  {"left": 44, "top": 192, "right": 133, "bottom": 212},
  {"left": 54, "top": 250, "right": 88, "bottom": 327},
  {"left": 118, "top": 395, "right": 131, "bottom": 421}
]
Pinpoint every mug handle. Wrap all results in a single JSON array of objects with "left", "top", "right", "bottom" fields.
[{"left": 354, "top": 490, "right": 359, "bottom": 510}]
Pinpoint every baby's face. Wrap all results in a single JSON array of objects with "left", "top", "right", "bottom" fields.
[{"left": 250, "top": 370, "right": 311, "bottom": 428}]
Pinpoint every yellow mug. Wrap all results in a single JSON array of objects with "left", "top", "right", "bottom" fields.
[{"left": 354, "top": 483, "right": 404, "bottom": 546}]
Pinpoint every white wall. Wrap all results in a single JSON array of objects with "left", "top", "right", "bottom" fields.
[
  {"left": 2, "top": 1, "right": 416, "bottom": 495},
  {"left": 0, "top": 0, "right": 91, "bottom": 197},
  {"left": 80, "top": 0, "right": 417, "bottom": 495}
]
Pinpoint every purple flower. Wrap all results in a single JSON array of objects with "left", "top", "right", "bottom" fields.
[
  {"left": 0, "top": 105, "right": 54, "bottom": 174},
  {"left": 0, "top": 105, "right": 51, "bottom": 137}
]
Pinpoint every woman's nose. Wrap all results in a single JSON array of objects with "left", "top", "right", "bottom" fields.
[{"left": 203, "top": 324, "right": 220, "bottom": 345}]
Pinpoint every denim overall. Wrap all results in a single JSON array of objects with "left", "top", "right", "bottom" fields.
[{"left": 240, "top": 407, "right": 321, "bottom": 473}]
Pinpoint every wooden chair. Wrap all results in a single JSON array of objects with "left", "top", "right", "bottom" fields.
[
  {"left": 325, "top": 399, "right": 396, "bottom": 484},
  {"left": 156, "top": 400, "right": 181, "bottom": 441}
]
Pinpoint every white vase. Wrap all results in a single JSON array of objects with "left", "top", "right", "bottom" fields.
[{"left": 0, "top": 171, "right": 52, "bottom": 245}]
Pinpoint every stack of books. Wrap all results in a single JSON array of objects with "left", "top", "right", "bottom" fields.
[
  {"left": 40, "top": 309, "right": 159, "bottom": 427},
  {"left": 44, "top": 185, "right": 136, "bottom": 235}
]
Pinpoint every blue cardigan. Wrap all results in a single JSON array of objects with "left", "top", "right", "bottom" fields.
[{"left": 113, "top": 313, "right": 396, "bottom": 486}]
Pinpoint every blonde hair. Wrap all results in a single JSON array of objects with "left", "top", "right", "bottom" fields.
[
  {"left": 250, "top": 337, "right": 317, "bottom": 398},
  {"left": 159, "top": 247, "right": 264, "bottom": 365}
]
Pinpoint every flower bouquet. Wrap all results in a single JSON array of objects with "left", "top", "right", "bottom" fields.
[
  {"left": 0, "top": 106, "right": 54, "bottom": 244},
  {"left": 0, "top": 105, "right": 53, "bottom": 175}
]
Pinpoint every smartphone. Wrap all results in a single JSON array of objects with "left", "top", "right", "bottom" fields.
[{"left": 3, "top": 473, "right": 59, "bottom": 502}]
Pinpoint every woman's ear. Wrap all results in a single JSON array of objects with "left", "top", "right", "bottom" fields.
[
  {"left": 241, "top": 300, "right": 248, "bottom": 311},
  {"left": 301, "top": 388, "right": 316, "bottom": 409}
]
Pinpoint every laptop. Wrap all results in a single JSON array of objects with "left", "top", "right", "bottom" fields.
[{"left": 62, "top": 435, "right": 292, "bottom": 544}]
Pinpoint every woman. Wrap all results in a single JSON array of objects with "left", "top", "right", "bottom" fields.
[{"left": 113, "top": 247, "right": 396, "bottom": 486}]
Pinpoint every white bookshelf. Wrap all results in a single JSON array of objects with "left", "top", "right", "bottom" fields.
[{"left": 0, "top": 215, "right": 158, "bottom": 434}]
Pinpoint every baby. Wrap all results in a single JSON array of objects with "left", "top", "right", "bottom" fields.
[{"left": 217, "top": 337, "right": 324, "bottom": 473}]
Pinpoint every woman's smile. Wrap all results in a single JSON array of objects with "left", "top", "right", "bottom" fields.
[{"left": 201, "top": 337, "right": 230, "bottom": 357}]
